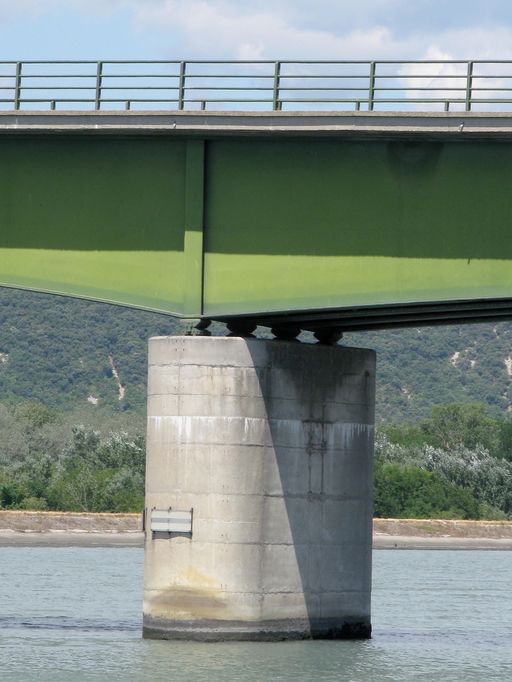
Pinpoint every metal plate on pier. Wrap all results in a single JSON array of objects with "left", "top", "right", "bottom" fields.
[{"left": 150, "top": 509, "right": 193, "bottom": 534}]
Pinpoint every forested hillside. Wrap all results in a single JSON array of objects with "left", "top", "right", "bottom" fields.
[
  {"left": 1, "top": 287, "right": 512, "bottom": 422},
  {"left": 349, "top": 324, "right": 512, "bottom": 422},
  {"left": 0, "top": 288, "right": 178, "bottom": 414}
]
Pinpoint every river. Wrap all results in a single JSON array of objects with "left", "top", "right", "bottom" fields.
[{"left": 0, "top": 547, "right": 510, "bottom": 681}]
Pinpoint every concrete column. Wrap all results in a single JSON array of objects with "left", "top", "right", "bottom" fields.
[{"left": 143, "top": 336, "right": 375, "bottom": 641}]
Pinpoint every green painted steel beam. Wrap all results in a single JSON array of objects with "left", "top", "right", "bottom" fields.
[
  {"left": 0, "top": 126, "right": 512, "bottom": 329},
  {"left": 0, "top": 135, "right": 187, "bottom": 315},
  {"left": 203, "top": 138, "right": 512, "bottom": 322},
  {"left": 183, "top": 139, "right": 205, "bottom": 317}
]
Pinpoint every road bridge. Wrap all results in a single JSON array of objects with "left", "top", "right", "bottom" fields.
[{"left": 2, "top": 59, "right": 512, "bottom": 641}]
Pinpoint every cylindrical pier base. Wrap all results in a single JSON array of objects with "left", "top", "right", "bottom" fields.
[{"left": 143, "top": 336, "right": 375, "bottom": 641}]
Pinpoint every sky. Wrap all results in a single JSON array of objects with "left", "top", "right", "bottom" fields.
[{"left": 0, "top": 0, "right": 512, "bottom": 61}]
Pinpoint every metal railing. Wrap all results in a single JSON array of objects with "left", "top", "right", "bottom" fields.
[{"left": 2, "top": 60, "right": 512, "bottom": 112}]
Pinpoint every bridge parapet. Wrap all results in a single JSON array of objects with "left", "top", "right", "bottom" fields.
[{"left": 2, "top": 59, "right": 512, "bottom": 113}]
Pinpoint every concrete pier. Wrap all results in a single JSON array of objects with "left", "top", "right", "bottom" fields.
[{"left": 143, "top": 337, "right": 375, "bottom": 641}]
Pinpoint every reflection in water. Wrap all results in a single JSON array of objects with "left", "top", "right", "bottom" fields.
[{"left": 0, "top": 547, "right": 511, "bottom": 681}]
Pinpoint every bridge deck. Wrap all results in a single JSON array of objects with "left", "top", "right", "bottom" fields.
[{"left": 2, "top": 110, "right": 512, "bottom": 138}]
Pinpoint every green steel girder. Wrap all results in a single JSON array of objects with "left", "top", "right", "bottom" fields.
[{"left": 1, "top": 116, "right": 512, "bottom": 331}]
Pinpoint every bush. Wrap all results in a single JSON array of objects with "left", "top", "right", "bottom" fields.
[
  {"left": 376, "top": 429, "right": 512, "bottom": 518},
  {"left": 46, "top": 426, "right": 145, "bottom": 512},
  {"left": 374, "top": 462, "right": 482, "bottom": 519},
  {"left": 423, "top": 444, "right": 512, "bottom": 515},
  {"left": 0, "top": 419, "right": 146, "bottom": 513},
  {"left": 17, "top": 496, "right": 48, "bottom": 511},
  {"left": 0, "top": 479, "right": 28, "bottom": 508}
]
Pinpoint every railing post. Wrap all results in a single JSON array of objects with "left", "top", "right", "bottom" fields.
[
  {"left": 95, "top": 61, "right": 103, "bottom": 111},
  {"left": 368, "top": 61, "right": 376, "bottom": 111},
  {"left": 14, "top": 62, "right": 22, "bottom": 110},
  {"left": 273, "top": 61, "right": 281, "bottom": 111},
  {"left": 465, "top": 61, "right": 474, "bottom": 112},
  {"left": 178, "top": 61, "right": 186, "bottom": 110}
]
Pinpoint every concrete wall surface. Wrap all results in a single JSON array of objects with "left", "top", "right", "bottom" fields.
[{"left": 143, "top": 336, "right": 375, "bottom": 641}]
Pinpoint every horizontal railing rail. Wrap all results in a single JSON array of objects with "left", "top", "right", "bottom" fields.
[{"left": 2, "top": 60, "right": 512, "bottom": 112}]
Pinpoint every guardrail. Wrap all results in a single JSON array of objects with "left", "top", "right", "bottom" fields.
[{"left": 2, "top": 60, "right": 512, "bottom": 112}]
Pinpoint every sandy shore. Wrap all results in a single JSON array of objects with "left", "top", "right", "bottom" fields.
[
  {"left": 373, "top": 535, "right": 512, "bottom": 550},
  {"left": 0, "top": 511, "right": 144, "bottom": 547},
  {"left": 1, "top": 512, "right": 511, "bottom": 549},
  {"left": 373, "top": 518, "right": 512, "bottom": 550}
]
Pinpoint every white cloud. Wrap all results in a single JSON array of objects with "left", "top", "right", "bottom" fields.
[
  {"left": 1, "top": 0, "right": 512, "bottom": 72},
  {"left": 399, "top": 33, "right": 512, "bottom": 111},
  {"left": 124, "top": 2, "right": 512, "bottom": 110},
  {"left": 130, "top": 1, "right": 512, "bottom": 62},
  {"left": 133, "top": 1, "right": 418, "bottom": 59}
]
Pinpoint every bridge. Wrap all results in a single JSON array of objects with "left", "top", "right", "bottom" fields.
[
  {"left": 2, "top": 60, "right": 512, "bottom": 641},
  {"left": 2, "top": 60, "right": 512, "bottom": 336}
]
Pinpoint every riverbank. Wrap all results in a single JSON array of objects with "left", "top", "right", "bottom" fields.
[
  {"left": 1, "top": 511, "right": 512, "bottom": 549},
  {"left": 373, "top": 518, "right": 512, "bottom": 550},
  {"left": 0, "top": 510, "right": 143, "bottom": 547}
]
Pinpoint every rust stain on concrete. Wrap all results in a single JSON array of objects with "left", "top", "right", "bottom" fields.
[{"left": 148, "top": 565, "right": 230, "bottom": 620}]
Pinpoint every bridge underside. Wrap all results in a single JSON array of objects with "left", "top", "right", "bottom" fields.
[
  {"left": 1, "top": 111, "right": 512, "bottom": 332},
  {"left": 220, "top": 299, "right": 512, "bottom": 334}
]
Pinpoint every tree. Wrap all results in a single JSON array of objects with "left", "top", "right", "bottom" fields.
[{"left": 420, "top": 403, "right": 500, "bottom": 454}]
